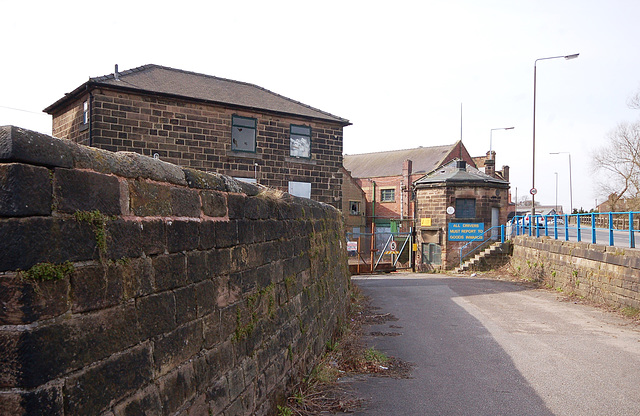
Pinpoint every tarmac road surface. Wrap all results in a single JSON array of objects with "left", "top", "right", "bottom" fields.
[{"left": 346, "top": 273, "right": 640, "bottom": 416}]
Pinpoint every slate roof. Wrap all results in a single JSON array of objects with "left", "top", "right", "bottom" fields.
[
  {"left": 44, "top": 64, "right": 350, "bottom": 125},
  {"left": 343, "top": 143, "right": 459, "bottom": 178},
  {"left": 414, "top": 159, "right": 509, "bottom": 187}
]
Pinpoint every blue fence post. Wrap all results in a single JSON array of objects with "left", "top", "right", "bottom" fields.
[
  {"left": 544, "top": 215, "right": 548, "bottom": 237},
  {"left": 564, "top": 214, "right": 569, "bottom": 241},
  {"left": 631, "top": 212, "right": 635, "bottom": 249},
  {"left": 576, "top": 213, "right": 581, "bottom": 242},
  {"left": 553, "top": 216, "right": 558, "bottom": 240},
  {"left": 501, "top": 225, "right": 505, "bottom": 243},
  {"left": 608, "top": 212, "right": 614, "bottom": 246},
  {"left": 591, "top": 213, "right": 596, "bottom": 244}
]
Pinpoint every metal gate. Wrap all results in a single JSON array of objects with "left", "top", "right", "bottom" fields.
[{"left": 346, "top": 229, "right": 413, "bottom": 274}]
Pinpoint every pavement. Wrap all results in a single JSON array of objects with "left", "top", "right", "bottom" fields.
[{"left": 345, "top": 273, "right": 640, "bottom": 416}]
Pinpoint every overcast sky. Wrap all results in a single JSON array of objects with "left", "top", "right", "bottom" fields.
[{"left": 2, "top": 0, "right": 640, "bottom": 212}]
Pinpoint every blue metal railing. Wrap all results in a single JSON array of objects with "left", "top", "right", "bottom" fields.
[
  {"left": 511, "top": 211, "right": 640, "bottom": 248},
  {"left": 459, "top": 225, "right": 505, "bottom": 266}
]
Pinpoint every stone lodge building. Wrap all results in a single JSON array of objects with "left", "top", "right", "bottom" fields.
[
  {"left": 414, "top": 159, "right": 510, "bottom": 269},
  {"left": 44, "top": 64, "right": 350, "bottom": 208}
]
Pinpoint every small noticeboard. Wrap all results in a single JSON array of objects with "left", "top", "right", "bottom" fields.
[
  {"left": 347, "top": 241, "right": 358, "bottom": 252},
  {"left": 448, "top": 222, "right": 484, "bottom": 241}
]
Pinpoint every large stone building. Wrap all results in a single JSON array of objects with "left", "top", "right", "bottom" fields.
[{"left": 44, "top": 64, "right": 350, "bottom": 208}]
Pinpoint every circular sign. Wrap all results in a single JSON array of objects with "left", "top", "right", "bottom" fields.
[
  {"left": 530, "top": 188, "right": 537, "bottom": 195},
  {"left": 446, "top": 206, "right": 455, "bottom": 215},
  {"left": 389, "top": 241, "right": 397, "bottom": 251}
]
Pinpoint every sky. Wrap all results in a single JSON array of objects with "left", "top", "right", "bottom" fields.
[{"left": 2, "top": 0, "right": 640, "bottom": 213}]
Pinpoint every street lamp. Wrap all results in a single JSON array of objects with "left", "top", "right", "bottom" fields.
[
  {"left": 549, "top": 151, "right": 573, "bottom": 215},
  {"left": 490, "top": 127, "right": 514, "bottom": 153},
  {"left": 532, "top": 53, "right": 579, "bottom": 218},
  {"left": 554, "top": 172, "right": 558, "bottom": 213}
]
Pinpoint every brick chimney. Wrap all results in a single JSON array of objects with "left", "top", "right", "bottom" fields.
[
  {"left": 501, "top": 165, "right": 510, "bottom": 182},
  {"left": 484, "top": 151, "right": 496, "bottom": 177}
]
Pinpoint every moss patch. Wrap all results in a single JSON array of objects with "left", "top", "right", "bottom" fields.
[{"left": 21, "top": 261, "right": 75, "bottom": 281}]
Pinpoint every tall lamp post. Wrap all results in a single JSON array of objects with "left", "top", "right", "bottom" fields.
[
  {"left": 554, "top": 172, "right": 558, "bottom": 213},
  {"left": 532, "top": 53, "right": 579, "bottom": 218},
  {"left": 490, "top": 127, "right": 514, "bottom": 153},
  {"left": 549, "top": 151, "right": 573, "bottom": 215}
]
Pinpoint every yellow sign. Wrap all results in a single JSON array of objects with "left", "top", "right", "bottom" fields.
[
  {"left": 421, "top": 218, "right": 432, "bottom": 227},
  {"left": 412, "top": 243, "right": 418, "bottom": 252}
]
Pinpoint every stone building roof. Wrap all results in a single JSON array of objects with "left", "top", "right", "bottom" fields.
[
  {"left": 415, "top": 159, "right": 509, "bottom": 187},
  {"left": 44, "top": 64, "right": 350, "bottom": 126},
  {"left": 343, "top": 143, "right": 464, "bottom": 178}
]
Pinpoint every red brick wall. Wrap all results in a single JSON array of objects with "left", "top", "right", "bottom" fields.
[{"left": 52, "top": 89, "right": 344, "bottom": 208}]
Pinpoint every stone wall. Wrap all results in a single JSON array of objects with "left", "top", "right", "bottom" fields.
[
  {"left": 0, "top": 126, "right": 350, "bottom": 416},
  {"left": 50, "top": 88, "right": 345, "bottom": 208},
  {"left": 511, "top": 235, "right": 640, "bottom": 309}
]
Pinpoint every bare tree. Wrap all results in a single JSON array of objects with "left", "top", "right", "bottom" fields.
[{"left": 593, "top": 93, "right": 640, "bottom": 211}]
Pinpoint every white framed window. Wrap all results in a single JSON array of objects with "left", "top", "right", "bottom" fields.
[
  {"left": 231, "top": 115, "right": 257, "bottom": 152},
  {"left": 290, "top": 124, "right": 311, "bottom": 158},
  {"left": 288, "top": 181, "right": 311, "bottom": 199},
  {"left": 380, "top": 188, "right": 395, "bottom": 202},
  {"left": 349, "top": 201, "right": 361, "bottom": 216},
  {"left": 82, "top": 100, "right": 89, "bottom": 124}
]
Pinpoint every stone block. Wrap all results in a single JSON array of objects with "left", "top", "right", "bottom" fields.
[
  {"left": 201, "top": 190, "right": 227, "bottom": 217},
  {"left": 112, "top": 384, "right": 163, "bottom": 416},
  {"left": 203, "top": 311, "right": 222, "bottom": 349},
  {"left": 170, "top": 186, "right": 200, "bottom": 217},
  {"left": 0, "top": 383, "right": 63, "bottom": 416},
  {"left": 152, "top": 253, "right": 187, "bottom": 291},
  {"left": 227, "top": 193, "right": 245, "bottom": 219},
  {"left": 175, "top": 285, "right": 198, "bottom": 325},
  {"left": 199, "top": 220, "right": 216, "bottom": 250},
  {"left": 237, "top": 219, "right": 256, "bottom": 245},
  {"left": 71, "top": 263, "right": 122, "bottom": 313},
  {"left": 0, "top": 272, "right": 69, "bottom": 325},
  {"left": 7, "top": 303, "right": 140, "bottom": 388},
  {"left": 63, "top": 343, "right": 153, "bottom": 415},
  {"left": 120, "top": 151, "right": 187, "bottom": 186},
  {"left": 0, "top": 163, "right": 52, "bottom": 217},
  {"left": 205, "top": 376, "right": 230, "bottom": 415},
  {"left": 187, "top": 250, "right": 210, "bottom": 284},
  {"left": 215, "top": 221, "right": 238, "bottom": 248},
  {"left": 167, "top": 220, "right": 200, "bottom": 253},
  {"left": 0, "top": 126, "right": 73, "bottom": 168},
  {"left": 153, "top": 320, "right": 203, "bottom": 376},
  {"left": 183, "top": 168, "right": 226, "bottom": 191},
  {"left": 196, "top": 279, "right": 217, "bottom": 318},
  {"left": 208, "top": 248, "right": 232, "bottom": 276},
  {"left": 105, "top": 219, "right": 144, "bottom": 260},
  {"left": 140, "top": 219, "right": 165, "bottom": 255},
  {"left": 156, "top": 361, "right": 197, "bottom": 415},
  {"left": 0, "top": 217, "right": 97, "bottom": 272},
  {"left": 53, "top": 168, "right": 122, "bottom": 215},
  {"left": 129, "top": 181, "right": 172, "bottom": 216},
  {"left": 136, "top": 292, "right": 177, "bottom": 340},
  {"left": 111, "top": 257, "right": 154, "bottom": 300}
]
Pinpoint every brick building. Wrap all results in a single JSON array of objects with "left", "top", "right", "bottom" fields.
[
  {"left": 340, "top": 167, "right": 367, "bottom": 232},
  {"left": 44, "top": 64, "right": 350, "bottom": 208},
  {"left": 414, "top": 159, "right": 510, "bottom": 269},
  {"left": 343, "top": 142, "right": 476, "bottom": 231}
]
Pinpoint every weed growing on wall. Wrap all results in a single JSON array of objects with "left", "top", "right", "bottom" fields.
[
  {"left": 21, "top": 261, "right": 74, "bottom": 281},
  {"left": 74, "top": 210, "right": 115, "bottom": 255}
]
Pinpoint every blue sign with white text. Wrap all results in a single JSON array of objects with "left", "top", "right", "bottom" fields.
[{"left": 448, "top": 222, "right": 484, "bottom": 241}]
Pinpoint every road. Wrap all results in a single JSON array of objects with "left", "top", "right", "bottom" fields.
[{"left": 346, "top": 273, "right": 640, "bottom": 416}]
